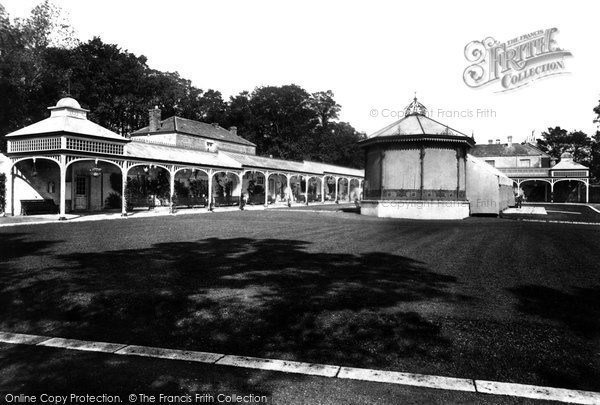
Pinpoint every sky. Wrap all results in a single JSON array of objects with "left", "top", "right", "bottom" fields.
[{"left": 3, "top": 0, "right": 600, "bottom": 144}]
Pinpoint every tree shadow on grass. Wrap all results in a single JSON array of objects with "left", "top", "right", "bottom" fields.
[
  {"left": 0, "top": 237, "right": 470, "bottom": 370},
  {"left": 508, "top": 284, "right": 600, "bottom": 339},
  {"left": 507, "top": 284, "right": 600, "bottom": 390},
  {"left": 0, "top": 232, "right": 60, "bottom": 262}
]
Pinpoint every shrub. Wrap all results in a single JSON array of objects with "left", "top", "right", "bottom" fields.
[
  {"left": 0, "top": 173, "right": 5, "bottom": 213},
  {"left": 104, "top": 192, "right": 122, "bottom": 209}
]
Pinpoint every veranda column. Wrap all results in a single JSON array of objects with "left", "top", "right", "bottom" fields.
[
  {"left": 550, "top": 181, "right": 554, "bottom": 203},
  {"left": 8, "top": 164, "right": 14, "bottom": 216},
  {"left": 347, "top": 178, "right": 351, "bottom": 201},
  {"left": 59, "top": 155, "right": 67, "bottom": 220},
  {"left": 586, "top": 181, "right": 589, "bottom": 203},
  {"left": 264, "top": 171, "right": 270, "bottom": 207},
  {"left": 121, "top": 165, "right": 128, "bottom": 216},
  {"left": 333, "top": 177, "right": 338, "bottom": 203},
  {"left": 321, "top": 176, "right": 325, "bottom": 203},
  {"left": 286, "top": 174, "right": 291, "bottom": 204},
  {"left": 207, "top": 170, "right": 213, "bottom": 210},
  {"left": 169, "top": 166, "right": 176, "bottom": 213},
  {"left": 304, "top": 175, "right": 309, "bottom": 205}
]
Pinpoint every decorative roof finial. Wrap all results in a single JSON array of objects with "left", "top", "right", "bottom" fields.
[{"left": 404, "top": 94, "right": 427, "bottom": 116}]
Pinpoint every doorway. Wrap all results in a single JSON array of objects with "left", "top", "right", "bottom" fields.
[{"left": 74, "top": 176, "right": 89, "bottom": 210}]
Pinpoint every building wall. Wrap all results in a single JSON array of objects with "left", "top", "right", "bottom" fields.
[
  {"left": 134, "top": 133, "right": 177, "bottom": 146},
  {"left": 481, "top": 155, "right": 545, "bottom": 168}
]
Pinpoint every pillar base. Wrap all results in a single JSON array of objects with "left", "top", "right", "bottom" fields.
[
  {"left": 361, "top": 199, "right": 470, "bottom": 220},
  {"left": 121, "top": 213, "right": 128, "bottom": 217}
]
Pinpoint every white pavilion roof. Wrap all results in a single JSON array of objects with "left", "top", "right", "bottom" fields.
[
  {"left": 6, "top": 97, "right": 126, "bottom": 141},
  {"left": 551, "top": 153, "right": 588, "bottom": 171}
]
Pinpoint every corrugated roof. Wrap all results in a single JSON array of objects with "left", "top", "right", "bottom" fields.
[
  {"left": 223, "top": 151, "right": 307, "bottom": 172},
  {"left": 471, "top": 143, "right": 549, "bottom": 157},
  {"left": 6, "top": 113, "right": 126, "bottom": 141},
  {"left": 223, "top": 151, "right": 364, "bottom": 177},
  {"left": 303, "top": 161, "right": 364, "bottom": 177},
  {"left": 126, "top": 140, "right": 242, "bottom": 169},
  {"left": 132, "top": 116, "right": 256, "bottom": 147}
]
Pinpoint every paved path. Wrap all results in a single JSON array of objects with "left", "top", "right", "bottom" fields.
[
  {"left": 1, "top": 331, "right": 598, "bottom": 404},
  {"left": 503, "top": 207, "right": 547, "bottom": 215}
]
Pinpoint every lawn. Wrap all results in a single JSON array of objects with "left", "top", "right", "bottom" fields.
[{"left": 0, "top": 210, "right": 599, "bottom": 392}]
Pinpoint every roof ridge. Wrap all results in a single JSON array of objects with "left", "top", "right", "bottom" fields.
[
  {"left": 367, "top": 115, "right": 410, "bottom": 138},
  {"left": 419, "top": 114, "right": 468, "bottom": 137}
]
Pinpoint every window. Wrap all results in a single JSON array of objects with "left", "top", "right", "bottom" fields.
[
  {"left": 485, "top": 160, "right": 495, "bottom": 167},
  {"left": 257, "top": 175, "right": 264, "bottom": 185},
  {"left": 206, "top": 141, "right": 214, "bottom": 151},
  {"left": 75, "top": 177, "right": 86, "bottom": 195},
  {"left": 47, "top": 182, "right": 56, "bottom": 193},
  {"left": 519, "top": 159, "right": 531, "bottom": 167}
]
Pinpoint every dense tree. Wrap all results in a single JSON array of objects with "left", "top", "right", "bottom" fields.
[
  {"left": 537, "top": 127, "right": 592, "bottom": 165},
  {"left": 0, "top": 1, "right": 365, "bottom": 168}
]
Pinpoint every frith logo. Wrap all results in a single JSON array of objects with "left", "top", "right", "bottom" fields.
[{"left": 463, "top": 28, "right": 572, "bottom": 92}]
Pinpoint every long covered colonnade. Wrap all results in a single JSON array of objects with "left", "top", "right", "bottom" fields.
[{"left": 4, "top": 98, "right": 363, "bottom": 218}]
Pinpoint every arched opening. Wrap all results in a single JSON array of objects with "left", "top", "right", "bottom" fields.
[
  {"left": 306, "top": 176, "right": 322, "bottom": 203},
  {"left": 519, "top": 180, "right": 551, "bottom": 203},
  {"left": 11, "top": 158, "right": 61, "bottom": 215},
  {"left": 553, "top": 180, "right": 587, "bottom": 203},
  {"left": 67, "top": 159, "right": 123, "bottom": 212},
  {"left": 173, "top": 168, "right": 209, "bottom": 209},
  {"left": 289, "top": 175, "right": 305, "bottom": 203},
  {"left": 242, "top": 171, "right": 266, "bottom": 205},
  {"left": 126, "top": 165, "right": 171, "bottom": 211},
  {"left": 267, "top": 173, "right": 288, "bottom": 204},
  {"left": 324, "top": 176, "right": 336, "bottom": 201},
  {"left": 212, "top": 172, "right": 241, "bottom": 207},
  {"left": 338, "top": 178, "right": 349, "bottom": 201},
  {"left": 349, "top": 178, "right": 361, "bottom": 201}
]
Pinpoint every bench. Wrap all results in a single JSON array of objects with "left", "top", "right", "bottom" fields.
[
  {"left": 20, "top": 199, "right": 59, "bottom": 215},
  {"left": 173, "top": 196, "right": 207, "bottom": 208}
]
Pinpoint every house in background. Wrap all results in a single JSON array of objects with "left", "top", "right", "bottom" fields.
[
  {"left": 471, "top": 137, "right": 590, "bottom": 203},
  {"left": 132, "top": 107, "right": 256, "bottom": 155}
]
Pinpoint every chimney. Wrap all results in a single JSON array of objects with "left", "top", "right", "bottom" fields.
[
  {"left": 148, "top": 106, "right": 161, "bottom": 133},
  {"left": 488, "top": 139, "right": 493, "bottom": 144},
  {"left": 496, "top": 139, "right": 501, "bottom": 144},
  {"left": 507, "top": 136, "right": 513, "bottom": 146},
  {"left": 229, "top": 126, "right": 237, "bottom": 136}
]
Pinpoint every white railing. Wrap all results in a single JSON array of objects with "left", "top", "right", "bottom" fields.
[
  {"left": 8, "top": 137, "right": 62, "bottom": 153},
  {"left": 498, "top": 167, "right": 550, "bottom": 177},
  {"left": 551, "top": 170, "right": 588, "bottom": 178}
]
